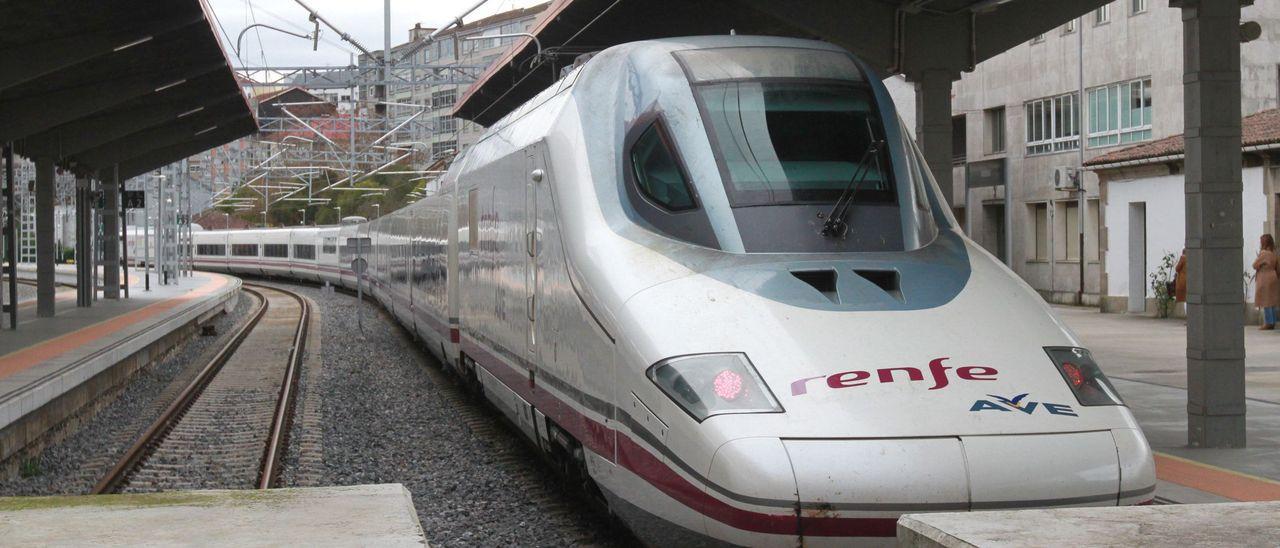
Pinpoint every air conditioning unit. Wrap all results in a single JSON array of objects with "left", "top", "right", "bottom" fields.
[{"left": 1053, "top": 166, "right": 1079, "bottom": 191}]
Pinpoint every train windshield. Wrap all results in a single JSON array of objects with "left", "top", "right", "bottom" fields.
[
  {"left": 696, "top": 82, "right": 892, "bottom": 207},
  {"left": 674, "top": 46, "right": 939, "bottom": 253}
]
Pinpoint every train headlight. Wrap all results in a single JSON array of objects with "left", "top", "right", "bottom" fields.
[
  {"left": 1045, "top": 347, "right": 1124, "bottom": 406},
  {"left": 647, "top": 353, "right": 783, "bottom": 422}
]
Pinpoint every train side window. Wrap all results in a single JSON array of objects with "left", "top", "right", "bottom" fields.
[
  {"left": 630, "top": 122, "right": 697, "bottom": 212},
  {"left": 293, "top": 244, "right": 316, "bottom": 260}
]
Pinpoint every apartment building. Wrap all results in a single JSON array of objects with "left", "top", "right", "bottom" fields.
[
  {"left": 364, "top": 3, "right": 549, "bottom": 161},
  {"left": 949, "top": 0, "right": 1280, "bottom": 304}
]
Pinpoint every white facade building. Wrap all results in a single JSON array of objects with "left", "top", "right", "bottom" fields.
[
  {"left": 1088, "top": 108, "right": 1280, "bottom": 313},
  {"left": 365, "top": 4, "right": 548, "bottom": 162},
  {"left": 944, "top": 1, "right": 1280, "bottom": 304}
]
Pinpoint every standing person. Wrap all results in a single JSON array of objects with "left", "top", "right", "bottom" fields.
[
  {"left": 1175, "top": 249, "right": 1188, "bottom": 304},
  {"left": 1253, "top": 235, "right": 1280, "bottom": 330}
]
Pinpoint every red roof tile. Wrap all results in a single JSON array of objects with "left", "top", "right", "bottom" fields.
[{"left": 1085, "top": 107, "right": 1280, "bottom": 167}]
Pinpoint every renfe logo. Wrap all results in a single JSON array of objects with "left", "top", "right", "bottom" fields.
[
  {"left": 971, "top": 393, "right": 1077, "bottom": 417},
  {"left": 790, "top": 357, "right": 997, "bottom": 396}
]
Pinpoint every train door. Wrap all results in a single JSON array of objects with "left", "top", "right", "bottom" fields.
[{"left": 524, "top": 147, "right": 540, "bottom": 359}]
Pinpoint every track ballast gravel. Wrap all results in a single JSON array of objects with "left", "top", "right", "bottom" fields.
[
  {"left": 0, "top": 294, "right": 255, "bottom": 495},
  {"left": 258, "top": 281, "right": 630, "bottom": 547}
]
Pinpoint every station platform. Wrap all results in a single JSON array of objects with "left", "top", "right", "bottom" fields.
[
  {"left": 898, "top": 501, "right": 1280, "bottom": 547},
  {"left": 1055, "top": 306, "right": 1280, "bottom": 504},
  {"left": 0, "top": 268, "right": 239, "bottom": 470},
  {"left": 0, "top": 483, "right": 427, "bottom": 546}
]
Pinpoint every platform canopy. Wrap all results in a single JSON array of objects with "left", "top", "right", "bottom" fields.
[
  {"left": 454, "top": 0, "right": 1111, "bottom": 126},
  {"left": 0, "top": 0, "right": 256, "bottom": 180}
]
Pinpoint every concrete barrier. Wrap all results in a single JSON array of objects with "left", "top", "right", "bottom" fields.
[
  {"left": 0, "top": 484, "right": 428, "bottom": 546},
  {"left": 897, "top": 502, "right": 1280, "bottom": 547}
]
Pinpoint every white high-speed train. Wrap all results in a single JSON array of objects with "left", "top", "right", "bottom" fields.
[{"left": 196, "top": 36, "right": 1155, "bottom": 546}]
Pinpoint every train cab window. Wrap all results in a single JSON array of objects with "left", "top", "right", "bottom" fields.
[
  {"left": 696, "top": 82, "right": 893, "bottom": 207},
  {"left": 622, "top": 118, "right": 719, "bottom": 249},
  {"left": 294, "top": 244, "right": 316, "bottom": 260},
  {"left": 231, "top": 244, "right": 258, "bottom": 257},
  {"left": 264, "top": 244, "right": 289, "bottom": 258},
  {"left": 322, "top": 238, "right": 337, "bottom": 254},
  {"left": 675, "top": 46, "right": 941, "bottom": 253},
  {"left": 196, "top": 244, "right": 225, "bottom": 256},
  {"left": 631, "top": 122, "right": 696, "bottom": 211}
]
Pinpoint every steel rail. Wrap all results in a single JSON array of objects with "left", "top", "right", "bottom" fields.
[
  {"left": 257, "top": 285, "right": 310, "bottom": 489},
  {"left": 90, "top": 283, "right": 308, "bottom": 494},
  {"left": 91, "top": 287, "right": 270, "bottom": 494}
]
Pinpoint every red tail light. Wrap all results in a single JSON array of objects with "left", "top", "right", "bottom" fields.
[
  {"left": 1062, "top": 362, "right": 1085, "bottom": 387},
  {"left": 1045, "top": 347, "right": 1124, "bottom": 406}
]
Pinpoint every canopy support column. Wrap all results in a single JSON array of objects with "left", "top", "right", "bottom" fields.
[
  {"left": 912, "top": 68, "right": 957, "bottom": 208},
  {"left": 35, "top": 158, "right": 55, "bottom": 317},
  {"left": 1176, "top": 0, "right": 1246, "bottom": 448}
]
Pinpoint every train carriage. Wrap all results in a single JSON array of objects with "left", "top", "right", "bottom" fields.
[
  {"left": 286, "top": 227, "right": 320, "bottom": 282},
  {"left": 194, "top": 36, "right": 1155, "bottom": 547}
]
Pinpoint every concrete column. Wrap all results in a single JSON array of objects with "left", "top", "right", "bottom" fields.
[
  {"left": 75, "top": 175, "right": 89, "bottom": 307},
  {"left": 103, "top": 169, "right": 120, "bottom": 299},
  {"left": 1178, "top": 0, "right": 1245, "bottom": 448},
  {"left": 35, "top": 159, "right": 55, "bottom": 317},
  {"left": 913, "top": 69, "right": 956, "bottom": 208}
]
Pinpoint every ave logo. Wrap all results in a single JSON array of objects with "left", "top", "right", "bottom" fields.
[{"left": 970, "top": 393, "right": 1077, "bottom": 417}]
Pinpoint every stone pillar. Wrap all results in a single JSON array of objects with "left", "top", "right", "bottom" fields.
[
  {"left": 913, "top": 69, "right": 956, "bottom": 208},
  {"left": 35, "top": 159, "right": 55, "bottom": 317},
  {"left": 103, "top": 169, "right": 120, "bottom": 299},
  {"left": 1178, "top": 0, "right": 1246, "bottom": 448}
]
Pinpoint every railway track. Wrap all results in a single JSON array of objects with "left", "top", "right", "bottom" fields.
[{"left": 91, "top": 283, "right": 310, "bottom": 494}]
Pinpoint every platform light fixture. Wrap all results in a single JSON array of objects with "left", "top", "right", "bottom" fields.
[{"left": 113, "top": 35, "right": 154, "bottom": 52}]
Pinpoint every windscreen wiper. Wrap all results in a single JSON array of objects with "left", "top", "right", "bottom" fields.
[{"left": 819, "top": 139, "right": 885, "bottom": 239}]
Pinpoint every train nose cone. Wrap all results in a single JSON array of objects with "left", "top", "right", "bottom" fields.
[{"left": 699, "top": 430, "right": 1152, "bottom": 543}]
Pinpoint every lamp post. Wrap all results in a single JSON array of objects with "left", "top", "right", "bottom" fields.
[
  {"left": 372, "top": 203, "right": 380, "bottom": 219},
  {"left": 299, "top": 208, "right": 306, "bottom": 225},
  {"left": 261, "top": 211, "right": 268, "bottom": 228},
  {"left": 335, "top": 206, "right": 341, "bottom": 224}
]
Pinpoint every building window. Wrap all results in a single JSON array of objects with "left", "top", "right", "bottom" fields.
[
  {"left": 1030, "top": 203, "right": 1050, "bottom": 261},
  {"left": 1088, "top": 78, "right": 1152, "bottom": 147},
  {"left": 952, "top": 115, "right": 967, "bottom": 164},
  {"left": 434, "top": 115, "right": 457, "bottom": 133},
  {"left": 431, "top": 88, "right": 456, "bottom": 109},
  {"left": 264, "top": 244, "right": 289, "bottom": 258},
  {"left": 1095, "top": 4, "right": 1110, "bottom": 24},
  {"left": 1063, "top": 19, "right": 1077, "bottom": 34},
  {"left": 432, "top": 140, "right": 458, "bottom": 158},
  {"left": 1025, "top": 93, "right": 1080, "bottom": 155},
  {"left": 984, "top": 107, "right": 1006, "bottom": 154},
  {"left": 1131, "top": 0, "right": 1147, "bottom": 14}
]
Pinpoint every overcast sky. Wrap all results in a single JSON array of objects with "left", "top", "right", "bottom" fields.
[{"left": 208, "top": 0, "right": 544, "bottom": 67}]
